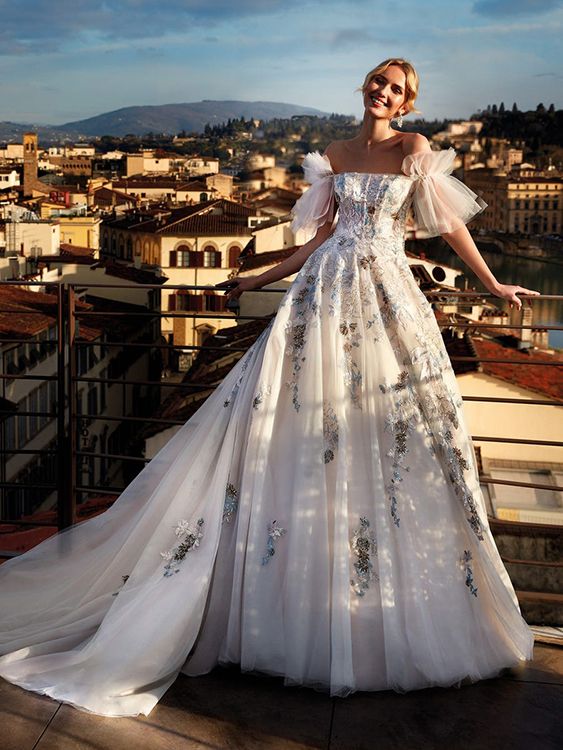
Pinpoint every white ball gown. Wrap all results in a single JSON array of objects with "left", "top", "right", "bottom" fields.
[{"left": 0, "top": 147, "right": 534, "bottom": 717}]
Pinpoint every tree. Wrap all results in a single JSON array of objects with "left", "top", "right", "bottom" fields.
[
  {"left": 548, "top": 103, "right": 555, "bottom": 113},
  {"left": 512, "top": 102, "right": 518, "bottom": 113},
  {"left": 491, "top": 104, "right": 498, "bottom": 115},
  {"left": 536, "top": 103, "right": 546, "bottom": 113},
  {"left": 499, "top": 102, "right": 505, "bottom": 114}
]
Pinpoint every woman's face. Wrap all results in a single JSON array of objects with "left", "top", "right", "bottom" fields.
[{"left": 363, "top": 65, "right": 407, "bottom": 121}]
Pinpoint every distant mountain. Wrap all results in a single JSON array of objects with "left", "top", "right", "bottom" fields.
[{"left": 56, "top": 100, "right": 330, "bottom": 138}]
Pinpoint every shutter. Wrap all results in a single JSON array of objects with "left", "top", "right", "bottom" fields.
[
  {"left": 169, "top": 250, "right": 177, "bottom": 267},
  {"left": 168, "top": 294, "right": 176, "bottom": 311},
  {"left": 194, "top": 251, "right": 204, "bottom": 267},
  {"left": 214, "top": 250, "right": 222, "bottom": 268}
]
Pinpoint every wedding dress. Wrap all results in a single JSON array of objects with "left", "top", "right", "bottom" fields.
[{"left": 0, "top": 147, "right": 534, "bottom": 717}]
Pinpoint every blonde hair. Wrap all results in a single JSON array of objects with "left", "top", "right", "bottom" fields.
[{"left": 356, "top": 58, "right": 421, "bottom": 116}]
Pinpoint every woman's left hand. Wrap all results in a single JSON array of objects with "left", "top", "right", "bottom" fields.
[{"left": 490, "top": 283, "right": 541, "bottom": 310}]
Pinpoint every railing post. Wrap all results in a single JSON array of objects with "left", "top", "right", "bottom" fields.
[{"left": 57, "top": 284, "right": 77, "bottom": 530}]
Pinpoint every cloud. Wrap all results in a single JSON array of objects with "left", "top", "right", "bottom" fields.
[
  {"left": 472, "top": 0, "right": 563, "bottom": 17},
  {"left": 0, "top": 0, "right": 311, "bottom": 55}
]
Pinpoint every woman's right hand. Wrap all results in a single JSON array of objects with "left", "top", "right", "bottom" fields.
[{"left": 215, "top": 276, "right": 259, "bottom": 301}]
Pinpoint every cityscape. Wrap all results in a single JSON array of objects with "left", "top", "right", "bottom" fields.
[{"left": 0, "top": 0, "right": 562, "bottom": 742}]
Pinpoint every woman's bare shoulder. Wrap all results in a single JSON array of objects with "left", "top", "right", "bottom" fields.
[
  {"left": 401, "top": 132, "right": 431, "bottom": 156},
  {"left": 322, "top": 140, "right": 353, "bottom": 170}
]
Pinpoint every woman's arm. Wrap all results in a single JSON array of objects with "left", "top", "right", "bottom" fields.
[
  {"left": 440, "top": 224, "right": 540, "bottom": 310},
  {"left": 217, "top": 219, "right": 335, "bottom": 300},
  {"left": 403, "top": 134, "right": 541, "bottom": 310}
]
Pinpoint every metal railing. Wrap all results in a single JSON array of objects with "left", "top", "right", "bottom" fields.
[{"left": 0, "top": 279, "right": 561, "bottom": 557}]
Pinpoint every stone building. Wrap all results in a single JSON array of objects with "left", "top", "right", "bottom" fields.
[
  {"left": 464, "top": 168, "right": 562, "bottom": 234},
  {"left": 100, "top": 199, "right": 264, "bottom": 356}
]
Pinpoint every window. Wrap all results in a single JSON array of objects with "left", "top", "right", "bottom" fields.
[
  {"left": 203, "top": 246, "right": 221, "bottom": 268},
  {"left": 178, "top": 250, "right": 192, "bottom": 267},
  {"left": 228, "top": 246, "right": 241, "bottom": 267}
]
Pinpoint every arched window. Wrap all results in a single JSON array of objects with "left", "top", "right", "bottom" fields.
[
  {"left": 228, "top": 245, "right": 242, "bottom": 268},
  {"left": 199, "top": 193, "right": 208, "bottom": 202},
  {"left": 175, "top": 244, "right": 192, "bottom": 267},
  {"left": 203, "top": 245, "right": 221, "bottom": 268}
]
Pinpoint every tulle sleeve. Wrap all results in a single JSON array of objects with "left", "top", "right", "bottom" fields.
[
  {"left": 401, "top": 147, "right": 487, "bottom": 237},
  {"left": 290, "top": 151, "right": 337, "bottom": 242}
]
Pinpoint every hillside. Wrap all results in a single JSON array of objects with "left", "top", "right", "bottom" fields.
[
  {"left": 0, "top": 100, "right": 330, "bottom": 141},
  {"left": 60, "top": 100, "right": 330, "bottom": 137}
]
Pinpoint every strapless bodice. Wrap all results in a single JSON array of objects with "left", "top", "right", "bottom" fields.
[{"left": 332, "top": 172, "right": 415, "bottom": 245}]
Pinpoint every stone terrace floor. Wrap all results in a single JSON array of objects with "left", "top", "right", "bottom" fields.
[{"left": 2, "top": 643, "right": 562, "bottom": 750}]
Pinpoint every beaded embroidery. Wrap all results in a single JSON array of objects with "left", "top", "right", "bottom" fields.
[
  {"left": 460, "top": 549, "right": 478, "bottom": 596},
  {"left": 223, "top": 483, "right": 238, "bottom": 524},
  {"left": 262, "top": 520, "right": 287, "bottom": 565},
  {"left": 160, "top": 518, "right": 204, "bottom": 577},
  {"left": 350, "top": 517, "right": 378, "bottom": 596},
  {"left": 323, "top": 399, "right": 339, "bottom": 463}
]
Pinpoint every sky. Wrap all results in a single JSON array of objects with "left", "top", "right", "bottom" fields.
[{"left": 1, "top": 0, "right": 562, "bottom": 125}]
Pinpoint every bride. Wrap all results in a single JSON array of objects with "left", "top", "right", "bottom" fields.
[{"left": 0, "top": 58, "right": 540, "bottom": 718}]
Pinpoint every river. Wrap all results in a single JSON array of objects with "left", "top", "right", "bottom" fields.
[{"left": 417, "top": 244, "right": 563, "bottom": 350}]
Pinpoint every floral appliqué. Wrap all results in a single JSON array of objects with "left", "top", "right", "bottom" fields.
[
  {"left": 350, "top": 517, "right": 378, "bottom": 596},
  {"left": 380, "top": 370, "right": 422, "bottom": 527},
  {"left": 253, "top": 383, "right": 271, "bottom": 410},
  {"left": 161, "top": 518, "right": 204, "bottom": 577},
  {"left": 223, "top": 483, "right": 238, "bottom": 523},
  {"left": 460, "top": 549, "right": 478, "bottom": 597},
  {"left": 262, "top": 520, "right": 287, "bottom": 565},
  {"left": 284, "top": 271, "right": 321, "bottom": 412},
  {"left": 323, "top": 399, "right": 339, "bottom": 463}
]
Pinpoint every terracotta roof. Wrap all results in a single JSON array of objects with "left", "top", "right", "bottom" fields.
[
  {"left": 90, "top": 259, "right": 168, "bottom": 285},
  {"left": 0, "top": 287, "right": 63, "bottom": 338},
  {"left": 59, "top": 243, "right": 96, "bottom": 258},
  {"left": 91, "top": 186, "right": 137, "bottom": 205},
  {"left": 113, "top": 177, "right": 192, "bottom": 190},
  {"left": 104, "top": 199, "right": 255, "bottom": 237},
  {"left": 471, "top": 336, "right": 563, "bottom": 401},
  {"left": 179, "top": 181, "right": 217, "bottom": 192},
  {"left": 0, "top": 286, "right": 156, "bottom": 342},
  {"left": 238, "top": 246, "right": 299, "bottom": 272}
]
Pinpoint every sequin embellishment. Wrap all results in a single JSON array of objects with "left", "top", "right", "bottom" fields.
[
  {"left": 223, "top": 483, "right": 238, "bottom": 524},
  {"left": 380, "top": 370, "right": 422, "bottom": 527},
  {"left": 350, "top": 517, "right": 378, "bottom": 596},
  {"left": 161, "top": 518, "right": 204, "bottom": 576},
  {"left": 323, "top": 399, "right": 339, "bottom": 463},
  {"left": 262, "top": 520, "right": 287, "bottom": 565}
]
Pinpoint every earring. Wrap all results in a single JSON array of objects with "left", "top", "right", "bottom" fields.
[{"left": 396, "top": 111, "right": 404, "bottom": 128}]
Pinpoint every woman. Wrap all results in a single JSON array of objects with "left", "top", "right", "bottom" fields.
[{"left": 0, "top": 58, "right": 539, "bottom": 717}]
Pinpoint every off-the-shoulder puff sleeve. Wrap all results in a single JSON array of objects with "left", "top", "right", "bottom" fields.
[
  {"left": 401, "top": 147, "right": 487, "bottom": 237},
  {"left": 290, "top": 151, "right": 337, "bottom": 242}
]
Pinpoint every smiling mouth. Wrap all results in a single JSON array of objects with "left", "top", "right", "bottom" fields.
[{"left": 369, "top": 94, "right": 387, "bottom": 107}]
